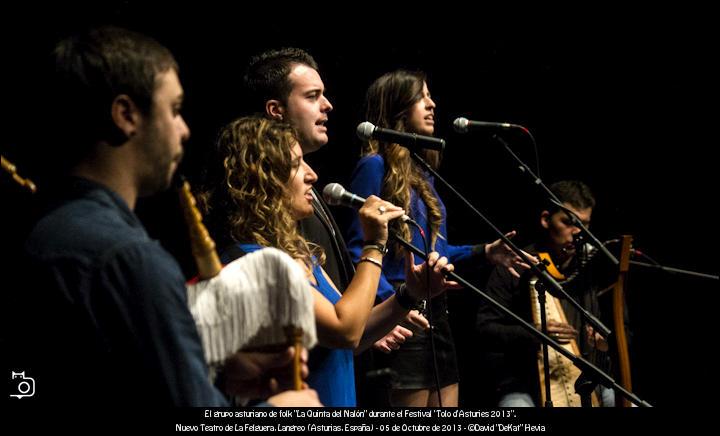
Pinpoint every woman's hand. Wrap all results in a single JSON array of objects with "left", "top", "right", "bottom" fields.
[
  {"left": 404, "top": 251, "right": 461, "bottom": 300},
  {"left": 485, "top": 230, "right": 538, "bottom": 278},
  {"left": 372, "top": 325, "right": 413, "bottom": 353},
  {"left": 357, "top": 195, "right": 405, "bottom": 246}
]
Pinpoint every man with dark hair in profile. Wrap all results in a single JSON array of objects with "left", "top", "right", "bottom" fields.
[
  {"left": 242, "top": 48, "right": 354, "bottom": 292},
  {"left": 7, "top": 27, "right": 319, "bottom": 407},
  {"left": 240, "top": 48, "right": 434, "bottom": 406},
  {"left": 475, "top": 180, "right": 618, "bottom": 407}
]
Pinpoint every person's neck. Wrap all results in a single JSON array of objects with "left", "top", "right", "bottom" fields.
[
  {"left": 557, "top": 253, "right": 575, "bottom": 271},
  {"left": 540, "top": 243, "right": 575, "bottom": 272},
  {"left": 72, "top": 146, "right": 138, "bottom": 209}
]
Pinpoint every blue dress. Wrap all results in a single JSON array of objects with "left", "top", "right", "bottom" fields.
[
  {"left": 346, "top": 154, "right": 478, "bottom": 389},
  {"left": 222, "top": 243, "right": 356, "bottom": 406}
]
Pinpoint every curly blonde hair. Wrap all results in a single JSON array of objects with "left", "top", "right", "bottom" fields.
[
  {"left": 198, "top": 116, "right": 324, "bottom": 269},
  {"left": 362, "top": 70, "right": 443, "bottom": 250}
]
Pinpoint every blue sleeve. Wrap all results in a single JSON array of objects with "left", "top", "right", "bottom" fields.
[
  {"left": 104, "top": 241, "right": 229, "bottom": 406},
  {"left": 346, "top": 155, "right": 395, "bottom": 301},
  {"left": 445, "top": 243, "right": 476, "bottom": 263},
  {"left": 447, "top": 243, "right": 494, "bottom": 270}
]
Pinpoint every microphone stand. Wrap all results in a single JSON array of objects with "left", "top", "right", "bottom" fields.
[
  {"left": 534, "top": 279, "right": 554, "bottom": 407},
  {"left": 573, "top": 236, "right": 599, "bottom": 406},
  {"left": 602, "top": 238, "right": 719, "bottom": 281},
  {"left": 629, "top": 261, "right": 719, "bottom": 281},
  {"left": 409, "top": 151, "right": 611, "bottom": 339},
  {"left": 390, "top": 230, "right": 652, "bottom": 407},
  {"left": 468, "top": 134, "right": 617, "bottom": 404},
  {"left": 491, "top": 134, "right": 619, "bottom": 267}
]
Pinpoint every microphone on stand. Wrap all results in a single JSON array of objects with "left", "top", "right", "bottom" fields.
[
  {"left": 357, "top": 122, "right": 445, "bottom": 152},
  {"left": 453, "top": 117, "right": 525, "bottom": 133}
]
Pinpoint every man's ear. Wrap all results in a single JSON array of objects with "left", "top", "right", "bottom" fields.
[
  {"left": 265, "top": 99, "right": 285, "bottom": 121},
  {"left": 540, "top": 210, "right": 551, "bottom": 229},
  {"left": 110, "top": 94, "right": 142, "bottom": 144}
]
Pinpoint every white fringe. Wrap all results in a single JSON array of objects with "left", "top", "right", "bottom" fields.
[{"left": 186, "top": 247, "right": 317, "bottom": 366}]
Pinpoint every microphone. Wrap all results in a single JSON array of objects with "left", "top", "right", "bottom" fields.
[
  {"left": 323, "top": 183, "right": 365, "bottom": 209},
  {"left": 603, "top": 238, "right": 646, "bottom": 258},
  {"left": 453, "top": 117, "right": 522, "bottom": 133},
  {"left": 356, "top": 122, "right": 445, "bottom": 152},
  {"left": 322, "top": 183, "right": 414, "bottom": 223}
]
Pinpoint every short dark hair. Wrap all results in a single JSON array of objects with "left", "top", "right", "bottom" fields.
[
  {"left": 243, "top": 48, "right": 318, "bottom": 111},
  {"left": 549, "top": 180, "right": 596, "bottom": 212},
  {"left": 52, "top": 26, "right": 178, "bottom": 164}
]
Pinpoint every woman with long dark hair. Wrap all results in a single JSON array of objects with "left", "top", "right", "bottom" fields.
[{"left": 347, "top": 70, "right": 530, "bottom": 406}]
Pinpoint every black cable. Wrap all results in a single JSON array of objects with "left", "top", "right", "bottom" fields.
[
  {"left": 524, "top": 127, "right": 542, "bottom": 179},
  {"left": 405, "top": 218, "right": 443, "bottom": 407},
  {"left": 390, "top": 232, "right": 653, "bottom": 407}
]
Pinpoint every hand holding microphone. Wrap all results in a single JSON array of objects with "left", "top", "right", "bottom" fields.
[
  {"left": 323, "top": 183, "right": 459, "bottom": 297},
  {"left": 358, "top": 196, "right": 405, "bottom": 248},
  {"left": 323, "top": 183, "right": 405, "bottom": 247},
  {"left": 323, "top": 183, "right": 414, "bottom": 223}
]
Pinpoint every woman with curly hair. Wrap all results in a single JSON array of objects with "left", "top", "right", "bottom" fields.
[{"left": 200, "top": 116, "right": 456, "bottom": 406}]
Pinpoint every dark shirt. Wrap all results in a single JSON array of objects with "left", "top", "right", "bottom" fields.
[
  {"left": 10, "top": 177, "right": 227, "bottom": 406},
  {"left": 475, "top": 259, "right": 540, "bottom": 401},
  {"left": 298, "top": 187, "right": 354, "bottom": 291},
  {"left": 475, "top": 242, "right": 613, "bottom": 403}
]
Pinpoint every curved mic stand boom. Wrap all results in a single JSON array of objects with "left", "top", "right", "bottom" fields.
[
  {"left": 490, "top": 134, "right": 618, "bottom": 267},
  {"left": 409, "top": 151, "right": 611, "bottom": 339},
  {"left": 390, "top": 231, "right": 652, "bottom": 407},
  {"left": 407, "top": 148, "right": 611, "bottom": 407}
]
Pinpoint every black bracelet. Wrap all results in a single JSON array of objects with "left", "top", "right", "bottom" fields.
[
  {"left": 394, "top": 283, "right": 418, "bottom": 310},
  {"left": 472, "top": 243, "right": 486, "bottom": 256}
]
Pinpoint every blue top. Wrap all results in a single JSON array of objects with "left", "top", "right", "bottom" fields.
[
  {"left": 227, "top": 243, "right": 356, "bottom": 407},
  {"left": 16, "top": 177, "right": 228, "bottom": 406},
  {"left": 346, "top": 154, "right": 476, "bottom": 300}
]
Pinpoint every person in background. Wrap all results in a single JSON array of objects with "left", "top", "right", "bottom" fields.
[
  {"left": 8, "top": 27, "right": 319, "bottom": 407},
  {"left": 200, "top": 116, "right": 457, "bottom": 406}
]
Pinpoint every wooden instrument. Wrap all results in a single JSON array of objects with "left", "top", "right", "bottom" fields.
[
  {"left": 178, "top": 180, "right": 222, "bottom": 279},
  {"left": 178, "top": 180, "right": 316, "bottom": 390},
  {"left": 612, "top": 235, "right": 633, "bottom": 407},
  {"left": 529, "top": 264, "right": 599, "bottom": 407},
  {"left": 1, "top": 154, "right": 36, "bottom": 193}
]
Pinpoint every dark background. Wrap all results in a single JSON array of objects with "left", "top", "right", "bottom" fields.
[{"left": 2, "top": 2, "right": 716, "bottom": 407}]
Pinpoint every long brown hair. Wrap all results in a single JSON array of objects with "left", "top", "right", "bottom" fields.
[
  {"left": 198, "top": 116, "right": 324, "bottom": 269},
  {"left": 363, "top": 70, "right": 443, "bottom": 249}
]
